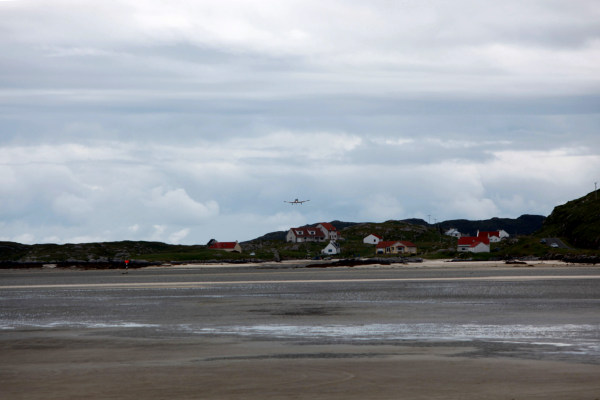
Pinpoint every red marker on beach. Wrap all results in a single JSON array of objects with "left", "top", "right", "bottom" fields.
[{"left": 122, "top": 259, "right": 130, "bottom": 274}]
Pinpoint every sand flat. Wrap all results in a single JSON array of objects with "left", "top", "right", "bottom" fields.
[{"left": 1, "top": 263, "right": 599, "bottom": 399}]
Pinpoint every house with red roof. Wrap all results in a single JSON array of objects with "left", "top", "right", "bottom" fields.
[
  {"left": 375, "top": 240, "right": 417, "bottom": 255},
  {"left": 316, "top": 222, "right": 340, "bottom": 240},
  {"left": 286, "top": 226, "right": 327, "bottom": 243},
  {"left": 457, "top": 236, "right": 490, "bottom": 253},
  {"left": 477, "top": 230, "right": 509, "bottom": 243},
  {"left": 209, "top": 241, "right": 242, "bottom": 253},
  {"left": 363, "top": 234, "right": 383, "bottom": 245}
]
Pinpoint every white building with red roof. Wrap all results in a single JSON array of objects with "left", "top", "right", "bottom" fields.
[
  {"left": 209, "top": 241, "right": 242, "bottom": 253},
  {"left": 477, "top": 230, "right": 509, "bottom": 243},
  {"left": 316, "top": 223, "right": 340, "bottom": 240},
  {"left": 457, "top": 236, "right": 490, "bottom": 253},
  {"left": 286, "top": 226, "right": 327, "bottom": 243},
  {"left": 375, "top": 240, "right": 417, "bottom": 254}
]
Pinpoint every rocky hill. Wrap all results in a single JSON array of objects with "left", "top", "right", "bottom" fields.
[
  {"left": 248, "top": 220, "right": 359, "bottom": 242},
  {"left": 437, "top": 214, "right": 546, "bottom": 237},
  {"left": 0, "top": 240, "right": 237, "bottom": 265},
  {"left": 249, "top": 215, "right": 545, "bottom": 243},
  {"left": 539, "top": 190, "right": 600, "bottom": 249},
  {"left": 0, "top": 205, "right": 584, "bottom": 266}
]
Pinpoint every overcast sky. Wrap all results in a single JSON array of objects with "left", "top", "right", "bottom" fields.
[{"left": 1, "top": 0, "right": 599, "bottom": 244}]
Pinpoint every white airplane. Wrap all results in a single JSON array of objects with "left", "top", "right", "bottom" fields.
[{"left": 284, "top": 198, "right": 310, "bottom": 205}]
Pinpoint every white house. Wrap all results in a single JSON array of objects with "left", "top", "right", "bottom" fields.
[
  {"left": 445, "top": 228, "right": 461, "bottom": 238},
  {"left": 469, "top": 241, "right": 490, "bottom": 253},
  {"left": 321, "top": 241, "right": 341, "bottom": 255},
  {"left": 457, "top": 236, "right": 490, "bottom": 253},
  {"left": 363, "top": 234, "right": 383, "bottom": 245}
]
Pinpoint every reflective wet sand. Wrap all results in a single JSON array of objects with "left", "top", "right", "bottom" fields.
[{"left": 2, "top": 262, "right": 600, "bottom": 399}]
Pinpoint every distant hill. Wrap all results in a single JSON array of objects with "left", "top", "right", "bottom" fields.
[
  {"left": 247, "top": 220, "right": 359, "bottom": 243},
  {"left": 437, "top": 214, "right": 546, "bottom": 237},
  {"left": 400, "top": 218, "right": 429, "bottom": 227},
  {"left": 539, "top": 190, "right": 600, "bottom": 249},
  {"left": 246, "top": 215, "right": 544, "bottom": 244},
  {"left": 0, "top": 240, "right": 225, "bottom": 264},
  {"left": 338, "top": 220, "right": 433, "bottom": 243},
  {"left": 0, "top": 213, "right": 557, "bottom": 265}
]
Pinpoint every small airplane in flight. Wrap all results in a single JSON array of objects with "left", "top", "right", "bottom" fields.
[{"left": 284, "top": 198, "right": 310, "bottom": 205}]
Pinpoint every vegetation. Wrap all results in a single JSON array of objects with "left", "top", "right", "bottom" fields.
[
  {"left": 537, "top": 190, "right": 600, "bottom": 249},
  {"left": 437, "top": 215, "right": 546, "bottom": 236},
  {"left": 2, "top": 191, "right": 599, "bottom": 266},
  {"left": 0, "top": 241, "right": 247, "bottom": 263}
]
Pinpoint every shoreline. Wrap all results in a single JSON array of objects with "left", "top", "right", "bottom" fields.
[
  {"left": 167, "top": 258, "right": 590, "bottom": 269},
  {"left": 2, "top": 258, "right": 598, "bottom": 271}
]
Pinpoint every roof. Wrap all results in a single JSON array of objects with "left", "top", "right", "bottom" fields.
[
  {"left": 290, "top": 227, "right": 325, "bottom": 238},
  {"left": 458, "top": 236, "right": 490, "bottom": 246},
  {"left": 318, "top": 222, "right": 337, "bottom": 231},
  {"left": 367, "top": 233, "right": 383, "bottom": 239},
  {"left": 209, "top": 242, "right": 239, "bottom": 249},
  {"left": 376, "top": 240, "right": 416, "bottom": 248}
]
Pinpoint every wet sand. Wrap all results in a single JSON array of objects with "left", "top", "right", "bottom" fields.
[
  {"left": 2, "top": 332, "right": 600, "bottom": 400},
  {"left": 1, "top": 261, "right": 599, "bottom": 399}
]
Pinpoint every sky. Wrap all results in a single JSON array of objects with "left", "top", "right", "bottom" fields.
[{"left": 1, "top": 0, "right": 599, "bottom": 245}]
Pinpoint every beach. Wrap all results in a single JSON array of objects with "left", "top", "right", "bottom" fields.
[{"left": 2, "top": 261, "right": 599, "bottom": 399}]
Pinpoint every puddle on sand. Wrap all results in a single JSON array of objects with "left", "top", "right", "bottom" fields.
[
  {"left": 195, "top": 323, "right": 600, "bottom": 356},
  {"left": 3, "top": 319, "right": 598, "bottom": 358},
  {"left": 0, "top": 320, "right": 159, "bottom": 330}
]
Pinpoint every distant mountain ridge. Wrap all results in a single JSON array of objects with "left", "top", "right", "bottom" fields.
[{"left": 247, "top": 215, "right": 546, "bottom": 243}]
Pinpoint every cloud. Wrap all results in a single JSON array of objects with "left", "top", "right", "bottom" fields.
[
  {"left": 0, "top": 1, "right": 598, "bottom": 244},
  {"left": 2, "top": 0, "right": 599, "bottom": 98},
  {"left": 358, "top": 194, "right": 405, "bottom": 221},
  {"left": 169, "top": 228, "right": 190, "bottom": 244},
  {"left": 52, "top": 193, "right": 94, "bottom": 222},
  {"left": 146, "top": 187, "right": 219, "bottom": 224},
  {"left": 0, "top": 136, "right": 598, "bottom": 243}
]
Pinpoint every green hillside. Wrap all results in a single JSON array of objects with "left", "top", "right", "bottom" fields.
[
  {"left": 242, "top": 220, "right": 456, "bottom": 259},
  {"left": 438, "top": 215, "right": 545, "bottom": 236},
  {"left": 2, "top": 195, "right": 597, "bottom": 267},
  {"left": 337, "top": 220, "right": 452, "bottom": 255},
  {"left": 0, "top": 241, "right": 248, "bottom": 263},
  {"left": 538, "top": 190, "right": 600, "bottom": 249}
]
